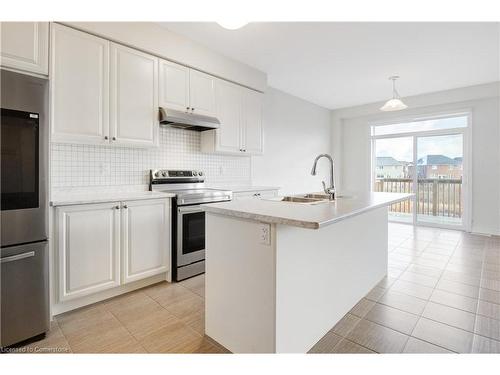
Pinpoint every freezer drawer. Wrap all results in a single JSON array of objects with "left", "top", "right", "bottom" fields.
[{"left": 1, "top": 240, "right": 49, "bottom": 347}]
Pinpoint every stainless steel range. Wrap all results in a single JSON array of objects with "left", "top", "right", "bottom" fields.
[{"left": 150, "top": 169, "right": 232, "bottom": 281}]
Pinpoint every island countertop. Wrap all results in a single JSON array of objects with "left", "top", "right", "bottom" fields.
[{"left": 203, "top": 192, "right": 413, "bottom": 229}]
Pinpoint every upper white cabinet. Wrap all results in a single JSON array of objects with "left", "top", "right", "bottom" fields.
[
  {"left": 189, "top": 69, "right": 216, "bottom": 117},
  {"left": 0, "top": 22, "right": 49, "bottom": 75},
  {"left": 110, "top": 43, "right": 159, "bottom": 147},
  {"left": 121, "top": 199, "right": 170, "bottom": 284},
  {"left": 159, "top": 59, "right": 190, "bottom": 112},
  {"left": 57, "top": 202, "right": 120, "bottom": 301},
  {"left": 212, "top": 79, "right": 242, "bottom": 153},
  {"left": 51, "top": 24, "right": 158, "bottom": 148},
  {"left": 201, "top": 79, "right": 264, "bottom": 155},
  {"left": 50, "top": 23, "right": 110, "bottom": 144},
  {"left": 159, "top": 59, "right": 216, "bottom": 117},
  {"left": 242, "top": 89, "right": 264, "bottom": 154}
]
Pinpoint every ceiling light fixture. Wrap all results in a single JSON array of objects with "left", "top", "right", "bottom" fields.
[
  {"left": 216, "top": 21, "right": 248, "bottom": 30},
  {"left": 380, "top": 76, "right": 408, "bottom": 112}
]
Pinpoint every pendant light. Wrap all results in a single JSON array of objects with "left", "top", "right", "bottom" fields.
[{"left": 380, "top": 76, "right": 408, "bottom": 112}]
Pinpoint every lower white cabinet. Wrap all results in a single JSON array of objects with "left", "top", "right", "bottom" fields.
[
  {"left": 232, "top": 190, "right": 279, "bottom": 200},
  {"left": 121, "top": 199, "right": 170, "bottom": 284},
  {"left": 56, "top": 202, "right": 121, "bottom": 301},
  {"left": 56, "top": 199, "right": 170, "bottom": 302}
]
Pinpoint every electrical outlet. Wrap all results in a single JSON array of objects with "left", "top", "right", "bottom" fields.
[{"left": 259, "top": 223, "right": 271, "bottom": 245}]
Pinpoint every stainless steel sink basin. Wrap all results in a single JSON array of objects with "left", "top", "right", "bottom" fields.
[
  {"left": 280, "top": 196, "right": 325, "bottom": 203},
  {"left": 302, "top": 193, "right": 332, "bottom": 200},
  {"left": 263, "top": 193, "right": 353, "bottom": 204}
]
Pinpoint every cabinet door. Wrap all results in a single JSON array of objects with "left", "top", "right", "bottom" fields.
[
  {"left": 242, "top": 89, "right": 264, "bottom": 155},
  {"left": 110, "top": 43, "right": 158, "bottom": 148},
  {"left": 189, "top": 69, "right": 216, "bottom": 117},
  {"left": 57, "top": 202, "right": 120, "bottom": 301},
  {"left": 159, "top": 59, "right": 190, "bottom": 112},
  {"left": 121, "top": 199, "right": 170, "bottom": 284},
  {"left": 50, "top": 24, "right": 109, "bottom": 144},
  {"left": 213, "top": 79, "right": 242, "bottom": 153},
  {"left": 0, "top": 22, "right": 49, "bottom": 75}
]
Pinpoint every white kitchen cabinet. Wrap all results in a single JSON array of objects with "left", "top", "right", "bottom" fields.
[
  {"left": 210, "top": 79, "right": 242, "bottom": 153},
  {"left": 56, "top": 202, "right": 121, "bottom": 301},
  {"left": 232, "top": 189, "right": 279, "bottom": 200},
  {"left": 242, "top": 89, "right": 264, "bottom": 155},
  {"left": 110, "top": 43, "right": 159, "bottom": 147},
  {"left": 159, "top": 59, "right": 190, "bottom": 112},
  {"left": 55, "top": 198, "right": 171, "bottom": 303},
  {"left": 50, "top": 23, "right": 110, "bottom": 144},
  {"left": 201, "top": 79, "right": 264, "bottom": 155},
  {"left": 121, "top": 199, "right": 170, "bottom": 284},
  {"left": 159, "top": 59, "right": 216, "bottom": 117},
  {"left": 51, "top": 25, "right": 158, "bottom": 148},
  {"left": 0, "top": 22, "right": 49, "bottom": 75},
  {"left": 189, "top": 69, "right": 216, "bottom": 117}
]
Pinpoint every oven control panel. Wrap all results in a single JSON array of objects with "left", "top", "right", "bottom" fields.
[{"left": 150, "top": 169, "right": 204, "bottom": 181}]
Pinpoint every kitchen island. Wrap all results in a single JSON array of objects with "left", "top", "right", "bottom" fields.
[{"left": 203, "top": 192, "right": 412, "bottom": 353}]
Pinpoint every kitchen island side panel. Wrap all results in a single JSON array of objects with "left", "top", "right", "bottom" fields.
[
  {"left": 275, "top": 206, "right": 388, "bottom": 353},
  {"left": 205, "top": 212, "right": 277, "bottom": 353}
]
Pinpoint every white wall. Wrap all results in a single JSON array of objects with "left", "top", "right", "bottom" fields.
[
  {"left": 252, "top": 87, "right": 331, "bottom": 195},
  {"left": 332, "top": 82, "right": 500, "bottom": 235}
]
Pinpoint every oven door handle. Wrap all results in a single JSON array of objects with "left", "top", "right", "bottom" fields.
[{"left": 178, "top": 206, "right": 205, "bottom": 214}]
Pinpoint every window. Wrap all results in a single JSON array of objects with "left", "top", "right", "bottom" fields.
[{"left": 371, "top": 114, "right": 468, "bottom": 136}]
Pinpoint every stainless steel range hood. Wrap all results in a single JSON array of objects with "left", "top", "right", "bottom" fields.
[{"left": 159, "top": 107, "right": 220, "bottom": 131}]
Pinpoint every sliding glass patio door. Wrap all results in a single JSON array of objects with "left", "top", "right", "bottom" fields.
[
  {"left": 415, "top": 133, "right": 464, "bottom": 227},
  {"left": 373, "top": 137, "right": 414, "bottom": 224},
  {"left": 371, "top": 114, "right": 469, "bottom": 230}
]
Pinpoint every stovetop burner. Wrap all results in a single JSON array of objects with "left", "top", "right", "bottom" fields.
[{"left": 149, "top": 169, "right": 232, "bottom": 205}]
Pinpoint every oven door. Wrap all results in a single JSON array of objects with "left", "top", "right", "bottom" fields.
[{"left": 177, "top": 205, "right": 206, "bottom": 267}]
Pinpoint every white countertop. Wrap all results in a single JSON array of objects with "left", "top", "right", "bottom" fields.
[
  {"left": 51, "top": 190, "right": 175, "bottom": 206},
  {"left": 203, "top": 192, "right": 413, "bottom": 229}
]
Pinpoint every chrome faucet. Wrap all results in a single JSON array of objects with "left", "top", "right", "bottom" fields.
[{"left": 311, "top": 154, "right": 336, "bottom": 200}]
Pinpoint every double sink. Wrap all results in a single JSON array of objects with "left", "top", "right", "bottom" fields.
[{"left": 266, "top": 193, "right": 351, "bottom": 204}]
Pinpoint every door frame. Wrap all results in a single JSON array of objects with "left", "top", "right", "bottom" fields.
[{"left": 370, "top": 111, "right": 472, "bottom": 232}]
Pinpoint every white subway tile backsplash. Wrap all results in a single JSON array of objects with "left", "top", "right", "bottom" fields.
[{"left": 51, "top": 127, "right": 251, "bottom": 188}]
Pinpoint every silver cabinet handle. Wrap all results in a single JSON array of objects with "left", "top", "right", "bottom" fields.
[
  {"left": 115, "top": 205, "right": 120, "bottom": 210},
  {"left": 123, "top": 205, "right": 128, "bottom": 209},
  {"left": 1, "top": 251, "right": 35, "bottom": 264}
]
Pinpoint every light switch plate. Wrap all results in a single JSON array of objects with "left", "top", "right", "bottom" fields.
[{"left": 259, "top": 223, "right": 271, "bottom": 245}]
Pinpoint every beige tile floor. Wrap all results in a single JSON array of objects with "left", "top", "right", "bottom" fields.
[{"left": 19, "top": 223, "right": 500, "bottom": 354}]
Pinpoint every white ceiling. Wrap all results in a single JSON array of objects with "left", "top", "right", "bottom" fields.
[{"left": 160, "top": 22, "right": 499, "bottom": 109}]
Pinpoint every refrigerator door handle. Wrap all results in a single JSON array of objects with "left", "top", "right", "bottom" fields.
[{"left": 0, "top": 251, "right": 35, "bottom": 264}]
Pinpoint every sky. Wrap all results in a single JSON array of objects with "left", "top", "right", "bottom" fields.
[
  {"left": 374, "top": 117, "right": 465, "bottom": 162},
  {"left": 375, "top": 134, "right": 463, "bottom": 163}
]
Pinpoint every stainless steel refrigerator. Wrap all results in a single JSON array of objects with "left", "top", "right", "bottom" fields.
[{"left": 1, "top": 69, "right": 49, "bottom": 348}]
